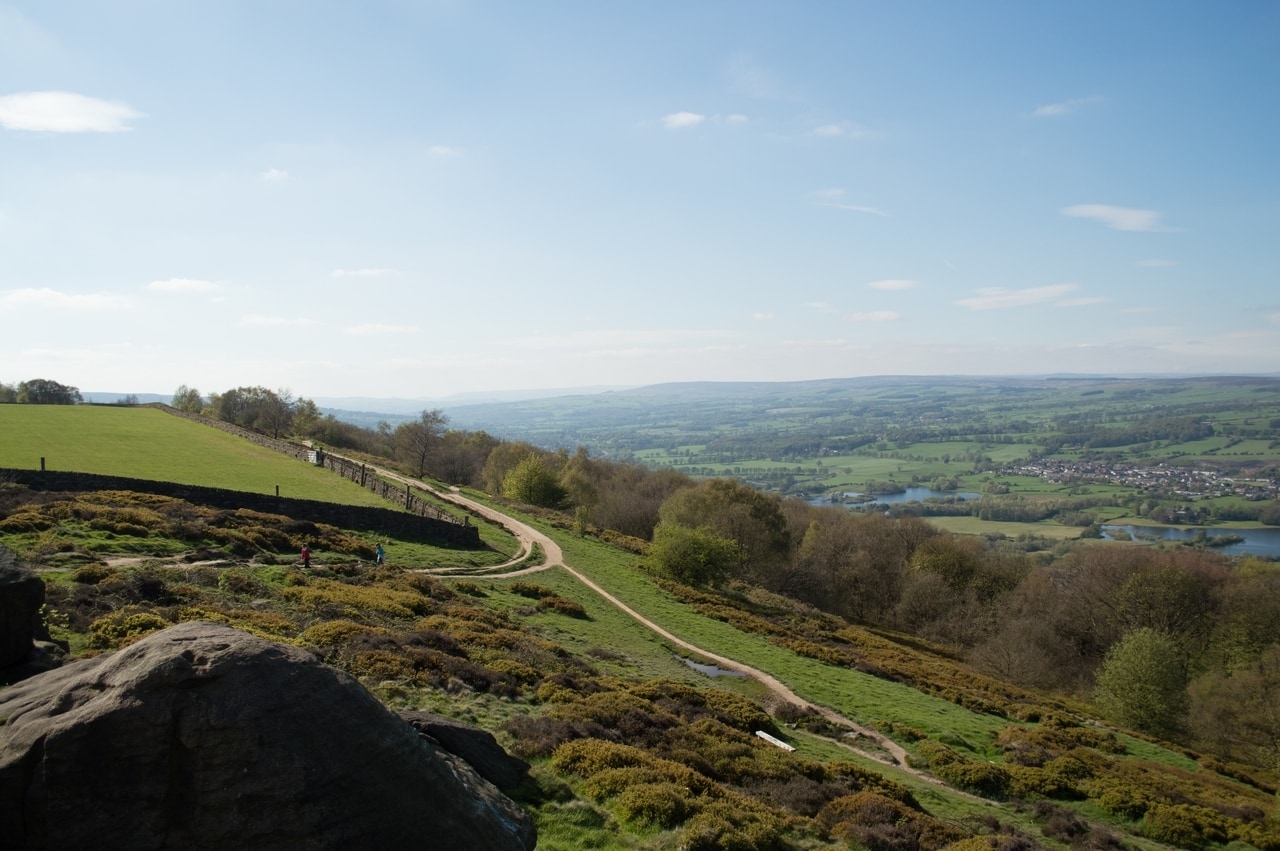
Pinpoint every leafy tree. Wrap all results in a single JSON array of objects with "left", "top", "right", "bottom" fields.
[
  {"left": 502, "top": 454, "right": 567, "bottom": 509},
  {"left": 393, "top": 409, "right": 448, "bottom": 479},
  {"left": 647, "top": 521, "right": 739, "bottom": 587},
  {"left": 1094, "top": 627, "right": 1189, "bottom": 737},
  {"left": 481, "top": 441, "right": 543, "bottom": 494},
  {"left": 16, "top": 378, "right": 81, "bottom": 404},
  {"left": 0, "top": 382, "right": 15, "bottom": 403},
  {"left": 1189, "top": 643, "right": 1280, "bottom": 772},
  {"left": 291, "top": 397, "right": 321, "bottom": 436},
  {"left": 658, "top": 478, "right": 789, "bottom": 580},
  {"left": 430, "top": 430, "right": 499, "bottom": 486},
  {"left": 172, "top": 385, "right": 204, "bottom": 413}
]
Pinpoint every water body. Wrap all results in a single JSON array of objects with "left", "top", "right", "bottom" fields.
[
  {"left": 812, "top": 487, "right": 982, "bottom": 506},
  {"left": 678, "top": 655, "right": 746, "bottom": 678},
  {"left": 1101, "top": 524, "right": 1280, "bottom": 558}
]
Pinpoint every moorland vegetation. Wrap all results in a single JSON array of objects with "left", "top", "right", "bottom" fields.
[{"left": 3, "top": 377, "right": 1280, "bottom": 849}]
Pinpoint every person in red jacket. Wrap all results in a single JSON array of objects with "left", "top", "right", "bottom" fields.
[{"left": 301, "top": 544, "right": 311, "bottom": 569}]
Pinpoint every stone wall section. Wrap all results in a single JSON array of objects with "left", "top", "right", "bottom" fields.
[{"left": 1, "top": 469, "right": 479, "bottom": 547}]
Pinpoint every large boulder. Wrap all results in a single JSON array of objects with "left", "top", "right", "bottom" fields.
[
  {"left": 400, "top": 710, "right": 530, "bottom": 792},
  {"left": 0, "top": 547, "right": 44, "bottom": 670},
  {"left": 0, "top": 622, "right": 536, "bottom": 851}
]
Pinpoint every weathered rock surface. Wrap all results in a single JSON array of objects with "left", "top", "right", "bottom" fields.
[
  {"left": 0, "top": 622, "right": 537, "bottom": 851},
  {"left": 0, "top": 548, "right": 44, "bottom": 671},
  {"left": 400, "top": 710, "right": 531, "bottom": 792}
]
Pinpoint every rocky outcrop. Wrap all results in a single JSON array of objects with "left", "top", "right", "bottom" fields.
[
  {"left": 0, "top": 622, "right": 536, "bottom": 851},
  {"left": 400, "top": 710, "right": 531, "bottom": 792},
  {"left": 0, "top": 548, "right": 44, "bottom": 670}
]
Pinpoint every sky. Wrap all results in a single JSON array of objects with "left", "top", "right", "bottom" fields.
[{"left": 2, "top": 1, "right": 1278, "bottom": 402}]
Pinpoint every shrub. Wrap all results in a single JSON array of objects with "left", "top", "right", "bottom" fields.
[
  {"left": 72, "top": 564, "right": 117, "bottom": 585},
  {"left": 88, "top": 609, "right": 171, "bottom": 649},
  {"left": 616, "top": 781, "right": 693, "bottom": 828}
]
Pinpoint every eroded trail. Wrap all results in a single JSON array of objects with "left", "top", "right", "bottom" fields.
[{"left": 404, "top": 476, "right": 913, "bottom": 770}]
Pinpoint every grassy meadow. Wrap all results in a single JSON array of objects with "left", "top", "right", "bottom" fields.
[{"left": 0, "top": 404, "right": 391, "bottom": 507}]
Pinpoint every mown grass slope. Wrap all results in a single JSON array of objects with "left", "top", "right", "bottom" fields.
[{"left": 0, "top": 405, "right": 391, "bottom": 507}]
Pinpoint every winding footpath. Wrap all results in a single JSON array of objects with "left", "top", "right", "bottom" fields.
[{"left": 380, "top": 470, "right": 914, "bottom": 770}]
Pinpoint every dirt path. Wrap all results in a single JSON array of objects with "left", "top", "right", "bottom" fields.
[{"left": 406, "top": 479, "right": 913, "bottom": 769}]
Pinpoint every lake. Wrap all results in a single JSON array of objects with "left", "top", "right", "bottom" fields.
[
  {"left": 1101, "top": 524, "right": 1280, "bottom": 558},
  {"left": 812, "top": 486, "right": 982, "bottom": 506}
]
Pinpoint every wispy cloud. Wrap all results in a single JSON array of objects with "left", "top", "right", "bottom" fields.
[
  {"left": 804, "top": 301, "right": 837, "bottom": 314},
  {"left": 0, "top": 91, "right": 143, "bottom": 132},
  {"left": 1033, "top": 96, "right": 1103, "bottom": 117},
  {"left": 662, "top": 111, "right": 705, "bottom": 129},
  {"left": 1135, "top": 259, "right": 1176, "bottom": 267},
  {"left": 1057, "top": 296, "right": 1110, "bottom": 307},
  {"left": 847, "top": 311, "right": 900, "bottom": 323},
  {"left": 332, "top": 268, "right": 401, "bottom": 278},
  {"left": 809, "top": 121, "right": 868, "bottom": 139},
  {"left": 344, "top": 323, "right": 419, "bottom": 335},
  {"left": 868, "top": 279, "right": 916, "bottom": 291},
  {"left": 239, "top": 314, "right": 315, "bottom": 326},
  {"left": 807, "top": 188, "right": 888, "bottom": 217},
  {"left": 427, "top": 145, "right": 461, "bottom": 156},
  {"left": 752, "top": 312, "right": 773, "bottom": 322},
  {"left": 509, "top": 328, "right": 732, "bottom": 351},
  {"left": 1062, "top": 204, "right": 1168, "bottom": 232},
  {"left": 0, "top": 287, "right": 129, "bottom": 309},
  {"left": 725, "top": 114, "right": 749, "bottom": 125},
  {"left": 261, "top": 168, "right": 289, "bottom": 183},
  {"left": 956, "top": 284, "right": 1079, "bottom": 310},
  {"left": 148, "top": 278, "right": 221, "bottom": 293}
]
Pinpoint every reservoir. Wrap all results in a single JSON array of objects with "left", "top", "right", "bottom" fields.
[
  {"left": 1101, "top": 524, "right": 1280, "bottom": 558},
  {"left": 813, "top": 487, "right": 982, "bottom": 506}
]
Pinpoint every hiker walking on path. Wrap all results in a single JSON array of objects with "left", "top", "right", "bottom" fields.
[
  {"left": 301, "top": 544, "right": 311, "bottom": 569},
  {"left": 375, "top": 543, "right": 385, "bottom": 565}
]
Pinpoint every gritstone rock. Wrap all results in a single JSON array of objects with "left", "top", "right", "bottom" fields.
[
  {"left": 400, "top": 710, "right": 530, "bottom": 792},
  {"left": 0, "top": 621, "right": 537, "bottom": 851},
  {"left": 0, "top": 547, "right": 44, "bottom": 671}
]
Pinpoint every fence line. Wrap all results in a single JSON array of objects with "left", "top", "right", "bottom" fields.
[{"left": 154, "top": 405, "right": 467, "bottom": 528}]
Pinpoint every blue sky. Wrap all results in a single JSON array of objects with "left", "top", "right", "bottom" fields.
[{"left": 2, "top": 1, "right": 1277, "bottom": 401}]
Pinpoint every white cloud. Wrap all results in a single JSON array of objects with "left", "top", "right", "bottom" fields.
[
  {"left": 847, "top": 311, "right": 900, "bottom": 323},
  {"left": 0, "top": 91, "right": 143, "bottom": 132},
  {"left": 331, "top": 268, "right": 401, "bottom": 278},
  {"left": 1135, "top": 259, "right": 1176, "bottom": 267},
  {"left": 428, "top": 145, "right": 461, "bottom": 156},
  {"left": 1061, "top": 204, "right": 1167, "bottom": 232},
  {"left": 1033, "top": 96, "right": 1103, "bottom": 117},
  {"left": 804, "top": 301, "right": 837, "bottom": 314},
  {"left": 662, "top": 111, "right": 705, "bottom": 129},
  {"left": 344, "top": 323, "right": 419, "bottom": 335},
  {"left": 0, "top": 287, "right": 129, "bottom": 309},
  {"left": 809, "top": 121, "right": 868, "bottom": 139},
  {"left": 508, "top": 328, "right": 732, "bottom": 351},
  {"left": 868, "top": 279, "right": 916, "bottom": 291},
  {"left": 725, "top": 114, "right": 749, "bottom": 125},
  {"left": 752, "top": 312, "right": 773, "bottom": 322},
  {"left": 148, "top": 278, "right": 221, "bottom": 293},
  {"left": 261, "top": 168, "right": 289, "bottom": 183},
  {"left": 239, "top": 314, "right": 315, "bottom": 326},
  {"left": 956, "top": 284, "right": 1078, "bottom": 310},
  {"left": 1057, "top": 296, "right": 1110, "bottom": 307}
]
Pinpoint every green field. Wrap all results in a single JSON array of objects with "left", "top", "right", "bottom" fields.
[{"left": 0, "top": 405, "right": 391, "bottom": 507}]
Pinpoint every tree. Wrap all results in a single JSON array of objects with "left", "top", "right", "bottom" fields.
[
  {"left": 1094, "top": 628, "right": 1189, "bottom": 737},
  {"left": 172, "top": 385, "right": 204, "bottom": 412},
  {"left": 0, "top": 382, "right": 15, "bottom": 403},
  {"left": 502, "top": 454, "right": 567, "bottom": 509},
  {"left": 1189, "top": 643, "right": 1280, "bottom": 772},
  {"left": 647, "top": 521, "right": 740, "bottom": 587},
  {"left": 393, "top": 409, "right": 448, "bottom": 479},
  {"left": 16, "top": 378, "right": 81, "bottom": 404},
  {"left": 658, "top": 478, "right": 790, "bottom": 580}
]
